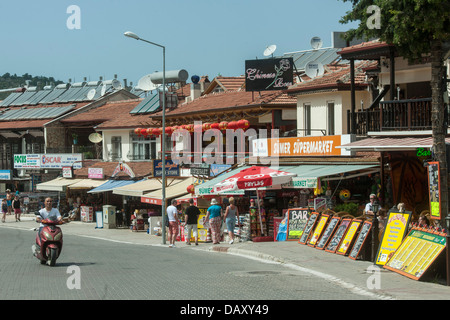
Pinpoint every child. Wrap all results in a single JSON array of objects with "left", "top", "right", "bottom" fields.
[
  {"left": 12, "top": 195, "right": 21, "bottom": 222},
  {"left": 2, "top": 199, "right": 7, "bottom": 222}
]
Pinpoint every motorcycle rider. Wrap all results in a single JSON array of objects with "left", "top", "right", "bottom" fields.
[{"left": 36, "top": 198, "right": 62, "bottom": 241}]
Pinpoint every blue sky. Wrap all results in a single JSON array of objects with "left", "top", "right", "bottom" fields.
[{"left": 0, "top": 0, "right": 358, "bottom": 87}]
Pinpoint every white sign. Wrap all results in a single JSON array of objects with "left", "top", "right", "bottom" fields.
[
  {"left": 0, "top": 170, "right": 11, "bottom": 180},
  {"left": 14, "top": 154, "right": 82, "bottom": 169}
]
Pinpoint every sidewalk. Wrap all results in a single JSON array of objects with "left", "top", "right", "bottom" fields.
[{"left": 3, "top": 214, "right": 450, "bottom": 300}]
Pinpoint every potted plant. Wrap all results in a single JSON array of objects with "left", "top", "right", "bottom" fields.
[{"left": 72, "top": 133, "right": 78, "bottom": 145}]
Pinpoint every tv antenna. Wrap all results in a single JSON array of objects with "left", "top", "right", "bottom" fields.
[{"left": 263, "top": 44, "right": 277, "bottom": 57}]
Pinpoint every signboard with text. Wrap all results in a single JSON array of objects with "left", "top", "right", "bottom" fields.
[
  {"left": 252, "top": 135, "right": 353, "bottom": 158},
  {"left": 245, "top": 57, "right": 294, "bottom": 91},
  {"left": 153, "top": 160, "right": 180, "bottom": 177},
  {"left": 286, "top": 208, "right": 311, "bottom": 241},
  {"left": 375, "top": 211, "right": 411, "bottom": 266},
  {"left": 14, "top": 154, "right": 82, "bottom": 169},
  {"left": 427, "top": 161, "right": 441, "bottom": 219}
]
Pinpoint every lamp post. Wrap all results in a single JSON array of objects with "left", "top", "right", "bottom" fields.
[
  {"left": 124, "top": 31, "right": 167, "bottom": 244},
  {"left": 371, "top": 200, "right": 379, "bottom": 263}
]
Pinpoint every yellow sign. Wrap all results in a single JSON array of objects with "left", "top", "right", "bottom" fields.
[
  {"left": 376, "top": 211, "right": 411, "bottom": 266},
  {"left": 384, "top": 228, "right": 446, "bottom": 280},
  {"left": 337, "top": 220, "right": 362, "bottom": 255},
  {"left": 308, "top": 214, "right": 330, "bottom": 247}
]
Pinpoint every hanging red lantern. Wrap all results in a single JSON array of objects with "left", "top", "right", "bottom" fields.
[
  {"left": 180, "top": 124, "right": 188, "bottom": 130},
  {"left": 186, "top": 124, "right": 194, "bottom": 132},
  {"left": 228, "top": 121, "right": 237, "bottom": 130},
  {"left": 202, "top": 122, "right": 211, "bottom": 131},
  {"left": 146, "top": 128, "right": 153, "bottom": 136},
  {"left": 152, "top": 128, "right": 161, "bottom": 136},
  {"left": 165, "top": 126, "right": 174, "bottom": 135},
  {"left": 219, "top": 121, "right": 228, "bottom": 131},
  {"left": 210, "top": 122, "right": 220, "bottom": 130},
  {"left": 135, "top": 128, "right": 142, "bottom": 136},
  {"left": 141, "top": 128, "right": 148, "bottom": 136},
  {"left": 186, "top": 184, "right": 195, "bottom": 194},
  {"left": 238, "top": 119, "right": 250, "bottom": 130}
]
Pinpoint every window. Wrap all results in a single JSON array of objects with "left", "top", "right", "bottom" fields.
[
  {"left": 327, "top": 102, "right": 335, "bottom": 135},
  {"left": 111, "top": 136, "right": 122, "bottom": 161},
  {"left": 304, "top": 103, "right": 311, "bottom": 136},
  {"left": 131, "top": 134, "right": 155, "bottom": 160}
]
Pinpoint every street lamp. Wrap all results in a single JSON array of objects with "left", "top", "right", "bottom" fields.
[{"left": 124, "top": 31, "right": 167, "bottom": 244}]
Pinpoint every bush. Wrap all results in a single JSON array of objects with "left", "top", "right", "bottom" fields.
[{"left": 334, "top": 202, "right": 358, "bottom": 216}]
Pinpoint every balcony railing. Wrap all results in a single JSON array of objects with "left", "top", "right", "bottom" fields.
[{"left": 349, "top": 98, "right": 437, "bottom": 135}]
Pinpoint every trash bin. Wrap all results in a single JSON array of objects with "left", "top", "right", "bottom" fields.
[{"left": 103, "top": 205, "right": 116, "bottom": 229}]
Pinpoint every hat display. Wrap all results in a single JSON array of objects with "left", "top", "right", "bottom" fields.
[{"left": 210, "top": 198, "right": 218, "bottom": 205}]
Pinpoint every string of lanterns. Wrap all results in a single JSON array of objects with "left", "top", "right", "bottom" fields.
[{"left": 134, "top": 119, "right": 250, "bottom": 137}]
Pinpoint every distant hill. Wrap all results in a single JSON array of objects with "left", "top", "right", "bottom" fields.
[{"left": 0, "top": 72, "right": 64, "bottom": 100}]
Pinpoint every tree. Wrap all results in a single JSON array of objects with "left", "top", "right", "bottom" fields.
[{"left": 339, "top": 0, "right": 450, "bottom": 226}]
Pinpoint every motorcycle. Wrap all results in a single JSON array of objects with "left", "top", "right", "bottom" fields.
[{"left": 32, "top": 215, "right": 63, "bottom": 266}]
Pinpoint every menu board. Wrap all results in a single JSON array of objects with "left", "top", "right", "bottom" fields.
[
  {"left": 307, "top": 214, "right": 330, "bottom": 247},
  {"left": 349, "top": 221, "right": 373, "bottom": 260},
  {"left": 298, "top": 212, "right": 319, "bottom": 244},
  {"left": 384, "top": 228, "right": 446, "bottom": 280},
  {"left": 287, "top": 208, "right": 311, "bottom": 241},
  {"left": 336, "top": 219, "right": 362, "bottom": 255},
  {"left": 325, "top": 218, "right": 352, "bottom": 253},
  {"left": 427, "top": 161, "right": 441, "bottom": 219},
  {"left": 315, "top": 216, "right": 341, "bottom": 250},
  {"left": 375, "top": 211, "right": 411, "bottom": 266}
]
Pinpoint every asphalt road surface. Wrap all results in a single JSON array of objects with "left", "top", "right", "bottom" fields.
[{"left": 0, "top": 227, "right": 376, "bottom": 301}]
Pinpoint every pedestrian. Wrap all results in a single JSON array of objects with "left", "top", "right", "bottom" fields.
[
  {"left": 183, "top": 198, "right": 200, "bottom": 245},
  {"left": 205, "top": 198, "right": 223, "bottom": 244},
  {"left": 167, "top": 199, "right": 179, "bottom": 248},
  {"left": 12, "top": 195, "right": 21, "bottom": 222},
  {"left": 224, "top": 197, "right": 240, "bottom": 244},
  {"left": 364, "top": 193, "right": 379, "bottom": 216},
  {"left": 6, "top": 189, "right": 13, "bottom": 215},
  {"left": 1, "top": 198, "right": 7, "bottom": 223}
]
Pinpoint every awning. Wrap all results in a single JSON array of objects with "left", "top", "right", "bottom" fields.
[
  {"left": 338, "top": 136, "right": 450, "bottom": 152},
  {"left": 283, "top": 164, "right": 379, "bottom": 188},
  {"left": 112, "top": 178, "right": 163, "bottom": 197},
  {"left": 197, "top": 164, "right": 379, "bottom": 193},
  {"left": 87, "top": 179, "right": 137, "bottom": 194},
  {"left": 67, "top": 179, "right": 107, "bottom": 190},
  {"left": 141, "top": 177, "right": 195, "bottom": 205},
  {"left": 36, "top": 177, "right": 83, "bottom": 192},
  {"left": 195, "top": 166, "right": 247, "bottom": 196}
]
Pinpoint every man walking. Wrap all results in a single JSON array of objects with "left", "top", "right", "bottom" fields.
[
  {"left": 184, "top": 198, "right": 200, "bottom": 245},
  {"left": 167, "top": 199, "right": 179, "bottom": 248}
]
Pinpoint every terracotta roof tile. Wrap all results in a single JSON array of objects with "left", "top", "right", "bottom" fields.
[
  {"left": 74, "top": 160, "right": 153, "bottom": 179},
  {"left": 287, "top": 60, "right": 377, "bottom": 94}
]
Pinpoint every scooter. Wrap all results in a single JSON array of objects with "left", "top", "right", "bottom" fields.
[{"left": 32, "top": 216, "right": 63, "bottom": 266}]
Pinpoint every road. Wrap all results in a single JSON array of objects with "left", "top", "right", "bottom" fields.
[{"left": 0, "top": 227, "right": 375, "bottom": 301}]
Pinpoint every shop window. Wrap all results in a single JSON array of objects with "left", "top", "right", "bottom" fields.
[
  {"left": 111, "top": 136, "right": 122, "bottom": 161},
  {"left": 131, "top": 134, "right": 156, "bottom": 160}
]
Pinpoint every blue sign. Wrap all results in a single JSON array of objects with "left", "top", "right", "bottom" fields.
[
  {"left": 153, "top": 160, "right": 180, "bottom": 177},
  {"left": 0, "top": 170, "right": 11, "bottom": 180}
]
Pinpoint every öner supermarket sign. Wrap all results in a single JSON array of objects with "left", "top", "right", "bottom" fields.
[
  {"left": 14, "top": 154, "right": 83, "bottom": 169},
  {"left": 252, "top": 135, "right": 353, "bottom": 157}
]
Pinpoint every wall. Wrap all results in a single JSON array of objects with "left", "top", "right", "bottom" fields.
[{"left": 296, "top": 90, "right": 371, "bottom": 137}]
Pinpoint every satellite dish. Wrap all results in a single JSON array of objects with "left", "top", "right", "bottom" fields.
[
  {"left": 310, "top": 36, "right": 323, "bottom": 50},
  {"left": 101, "top": 84, "right": 107, "bottom": 96},
  {"left": 89, "top": 133, "right": 103, "bottom": 143},
  {"left": 305, "top": 61, "right": 324, "bottom": 78},
  {"left": 263, "top": 44, "right": 277, "bottom": 57},
  {"left": 111, "top": 79, "right": 122, "bottom": 90},
  {"left": 87, "top": 89, "right": 96, "bottom": 100},
  {"left": 137, "top": 74, "right": 158, "bottom": 91}
]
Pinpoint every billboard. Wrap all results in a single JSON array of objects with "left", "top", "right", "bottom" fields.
[{"left": 245, "top": 57, "right": 294, "bottom": 91}]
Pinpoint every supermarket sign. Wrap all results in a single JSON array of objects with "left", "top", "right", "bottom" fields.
[
  {"left": 14, "top": 154, "right": 83, "bottom": 169},
  {"left": 252, "top": 135, "right": 353, "bottom": 157}
]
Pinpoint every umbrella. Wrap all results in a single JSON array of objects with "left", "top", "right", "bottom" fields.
[{"left": 212, "top": 166, "right": 296, "bottom": 236}]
